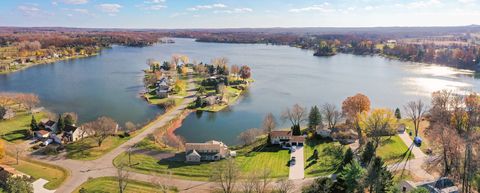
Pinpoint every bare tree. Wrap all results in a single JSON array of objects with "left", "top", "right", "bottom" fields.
[
  {"left": 238, "top": 128, "right": 261, "bottom": 146},
  {"left": 262, "top": 113, "right": 276, "bottom": 134},
  {"left": 241, "top": 172, "right": 258, "bottom": 193},
  {"left": 322, "top": 103, "right": 342, "bottom": 130},
  {"left": 124, "top": 121, "right": 136, "bottom": 132},
  {"left": 255, "top": 168, "right": 272, "bottom": 193},
  {"left": 281, "top": 104, "right": 307, "bottom": 128},
  {"left": 404, "top": 99, "right": 427, "bottom": 137},
  {"left": 15, "top": 145, "right": 22, "bottom": 165},
  {"left": 275, "top": 178, "right": 294, "bottom": 193},
  {"left": 211, "top": 158, "right": 239, "bottom": 193},
  {"left": 84, "top": 116, "right": 117, "bottom": 147},
  {"left": 117, "top": 163, "right": 129, "bottom": 193}
]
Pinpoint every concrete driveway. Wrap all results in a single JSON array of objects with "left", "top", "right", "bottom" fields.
[
  {"left": 289, "top": 146, "right": 305, "bottom": 180},
  {"left": 32, "top": 179, "right": 55, "bottom": 193}
]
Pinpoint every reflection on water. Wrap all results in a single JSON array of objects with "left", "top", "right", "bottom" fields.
[{"left": 1, "top": 38, "right": 479, "bottom": 144}]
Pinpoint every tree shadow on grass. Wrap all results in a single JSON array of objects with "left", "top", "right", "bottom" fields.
[{"left": 65, "top": 140, "right": 93, "bottom": 159}]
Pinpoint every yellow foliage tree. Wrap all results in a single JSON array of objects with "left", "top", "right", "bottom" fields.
[
  {"left": 358, "top": 108, "right": 397, "bottom": 148},
  {"left": 0, "top": 140, "right": 5, "bottom": 160}
]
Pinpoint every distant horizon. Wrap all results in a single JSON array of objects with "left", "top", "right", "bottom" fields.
[
  {"left": 2, "top": 0, "right": 480, "bottom": 28},
  {"left": 1, "top": 24, "right": 479, "bottom": 30}
]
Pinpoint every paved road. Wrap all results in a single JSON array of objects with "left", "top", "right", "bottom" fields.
[
  {"left": 289, "top": 146, "right": 305, "bottom": 180},
  {"left": 387, "top": 133, "right": 434, "bottom": 181},
  {"left": 26, "top": 76, "right": 214, "bottom": 193}
]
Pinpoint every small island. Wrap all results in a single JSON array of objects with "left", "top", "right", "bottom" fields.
[{"left": 142, "top": 55, "right": 253, "bottom": 112}]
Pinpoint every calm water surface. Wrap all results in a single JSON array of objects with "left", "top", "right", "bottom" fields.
[{"left": 0, "top": 38, "right": 478, "bottom": 144}]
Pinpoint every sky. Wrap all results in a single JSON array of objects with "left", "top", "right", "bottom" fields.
[{"left": 0, "top": 0, "right": 479, "bottom": 28}]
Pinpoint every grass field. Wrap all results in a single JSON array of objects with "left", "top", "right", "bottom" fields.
[
  {"left": 73, "top": 177, "right": 178, "bottom": 193},
  {"left": 113, "top": 140, "right": 290, "bottom": 181},
  {"left": 376, "top": 135, "right": 414, "bottom": 164},
  {"left": 0, "top": 111, "right": 46, "bottom": 142},
  {"left": 303, "top": 138, "right": 345, "bottom": 177},
  {"left": 66, "top": 135, "right": 130, "bottom": 160},
  {"left": 193, "top": 86, "right": 244, "bottom": 112},
  {"left": 1, "top": 155, "right": 69, "bottom": 190}
]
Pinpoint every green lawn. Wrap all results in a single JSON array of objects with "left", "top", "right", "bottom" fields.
[
  {"left": 2, "top": 156, "right": 69, "bottom": 190},
  {"left": 193, "top": 86, "right": 244, "bottom": 112},
  {"left": 304, "top": 138, "right": 345, "bottom": 177},
  {"left": 376, "top": 135, "right": 414, "bottom": 164},
  {"left": 73, "top": 177, "right": 178, "bottom": 193},
  {"left": 399, "top": 119, "right": 431, "bottom": 152},
  {"left": 0, "top": 111, "right": 46, "bottom": 142},
  {"left": 144, "top": 92, "right": 184, "bottom": 106},
  {"left": 113, "top": 140, "right": 290, "bottom": 181},
  {"left": 66, "top": 135, "right": 130, "bottom": 161}
]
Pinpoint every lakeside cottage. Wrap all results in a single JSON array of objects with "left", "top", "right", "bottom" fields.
[
  {"left": 269, "top": 130, "right": 305, "bottom": 146},
  {"left": 400, "top": 178, "right": 459, "bottom": 193},
  {"left": 62, "top": 124, "right": 93, "bottom": 142},
  {"left": 156, "top": 77, "right": 171, "bottom": 98},
  {"left": 185, "top": 140, "right": 234, "bottom": 163}
]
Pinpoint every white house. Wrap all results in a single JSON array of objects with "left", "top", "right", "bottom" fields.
[
  {"left": 62, "top": 124, "right": 94, "bottom": 142},
  {"left": 185, "top": 140, "right": 233, "bottom": 163},
  {"left": 269, "top": 130, "right": 305, "bottom": 146}
]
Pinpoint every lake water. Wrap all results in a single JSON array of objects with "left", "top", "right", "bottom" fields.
[{"left": 1, "top": 38, "right": 478, "bottom": 144}]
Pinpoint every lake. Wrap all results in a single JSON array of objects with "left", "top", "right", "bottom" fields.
[{"left": 1, "top": 38, "right": 478, "bottom": 144}]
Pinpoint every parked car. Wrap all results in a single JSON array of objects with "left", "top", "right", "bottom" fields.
[
  {"left": 291, "top": 146, "right": 296, "bottom": 152},
  {"left": 290, "top": 156, "right": 296, "bottom": 166}
]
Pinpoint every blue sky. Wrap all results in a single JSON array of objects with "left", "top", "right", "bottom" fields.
[{"left": 0, "top": 0, "right": 479, "bottom": 28}]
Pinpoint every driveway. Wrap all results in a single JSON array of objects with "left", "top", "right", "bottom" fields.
[
  {"left": 289, "top": 146, "right": 305, "bottom": 180},
  {"left": 33, "top": 179, "right": 55, "bottom": 193}
]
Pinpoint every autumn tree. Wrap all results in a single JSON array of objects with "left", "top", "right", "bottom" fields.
[
  {"left": 342, "top": 93, "right": 371, "bottom": 146},
  {"left": 180, "top": 55, "right": 189, "bottom": 65},
  {"left": 239, "top": 65, "right": 251, "bottom": 81},
  {"left": 211, "top": 158, "right": 239, "bottom": 193},
  {"left": 322, "top": 103, "right": 342, "bottom": 130},
  {"left": 0, "top": 140, "right": 5, "bottom": 160},
  {"left": 230, "top": 65, "right": 240, "bottom": 78},
  {"left": 359, "top": 108, "right": 397, "bottom": 150},
  {"left": 282, "top": 104, "right": 307, "bottom": 136},
  {"left": 404, "top": 99, "right": 427, "bottom": 137}
]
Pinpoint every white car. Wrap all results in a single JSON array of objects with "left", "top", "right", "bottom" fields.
[{"left": 291, "top": 146, "right": 297, "bottom": 152}]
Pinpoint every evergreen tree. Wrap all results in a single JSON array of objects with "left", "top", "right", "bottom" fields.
[
  {"left": 64, "top": 114, "right": 76, "bottom": 126},
  {"left": 337, "top": 148, "right": 354, "bottom": 172},
  {"left": 57, "top": 114, "right": 65, "bottom": 133},
  {"left": 30, "top": 115, "right": 38, "bottom": 131},
  {"left": 195, "top": 96, "right": 203, "bottom": 108},
  {"left": 291, "top": 125, "right": 301, "bottom": 136},
  {"left": 365, "top": 156, "right": 395, "bottom": 193},
  {"left": 395, "top": 108, "right": 401, "bottom": 119},
  {"left": 361, "top": 141, "right": 376, "bottom": 165},
  {"left": 308, "top": 106, "right": 322, "bottom": 129},
  {"left": 339, "top": 160, "right": 365, "bottom": 193}
]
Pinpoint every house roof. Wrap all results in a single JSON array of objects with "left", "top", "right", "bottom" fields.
[
  {"left": 291, "top": 136, "right": 306, "bottom": 142},
  {"left": 36, "top": 130, "right": 50, "bottom": 136},
  {"left": 186, "top": 149, "right": 201, "bottom": 157},
  {"left": 45, "top": 120, "right": 56, "bottom": 127},
  {"left": 63, "top": 125, "right": 78, "bottom": 132},
  {"left": 270, "top": 130, "right": 292, "bottom": 137},
  {"left": 185, "top": 140, "right": 228, "bottom": 152}
]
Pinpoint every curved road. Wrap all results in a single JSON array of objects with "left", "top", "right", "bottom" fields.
[{"left": 30, "top": 76, "right": 217, "bottom": 193}]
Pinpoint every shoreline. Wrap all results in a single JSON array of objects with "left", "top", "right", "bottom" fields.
[{"left": 0, "top": 53, "right": 98, "bottom": 75}]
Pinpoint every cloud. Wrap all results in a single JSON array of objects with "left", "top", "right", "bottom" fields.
[
  {"left": 187, "top": 3, "right": 227, "bottom": 11},
  {"left": 215, "top": 8, "right": 253, "bottom": 14},
  {"left": 138, "top": 0, "right": 166, "bottom": 11},
  {"left": 56, "top": 0, "right": 89, "bottom": 5},
  {"left": 457, "top": 0, "right": 476, "bottom": 3},
  {"left": 145, "top": 4, "right": 167, "bottom": 10},
  {"left": 72, "top": 8, "right": 89, "bottom": 14},
  {"left": 396, "top": 0, "right": 442, "bottom": 9},
  {"left": 289, "top": 3, "right": 335, "bottom": 13},
  {"left": 144, "top": 0, "right": 165, "bottom": 3},
  {"left": 17, "top": 5, "right": 41, "bottom": 16},
  {"left": 97, "top": 3, "right": 122, "bottom": 14}
]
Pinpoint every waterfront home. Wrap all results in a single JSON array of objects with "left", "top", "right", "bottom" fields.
[
  {"left": 40, "top": 119, "right": 58, "bottom": 133},
  {"left": 185, "top": 140, "right": 234, "bottom": 163},
  {"left": 34, "top": 129, "right": 51, "bottom": 139},
  {"left": 269, "top": 130, "right": 305, "bottom": 146},
  {"left": 316, "top": 127, "right": 332, "bottom": 138},
  {"left": 156, "top": 77, "right": 171, "bottom": 98},
  {"left": 399, "top": 177, "right": 458, "bottom": 193},
  {"left": 62, "top": 124, "right": 93, "bottom": 142}
]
